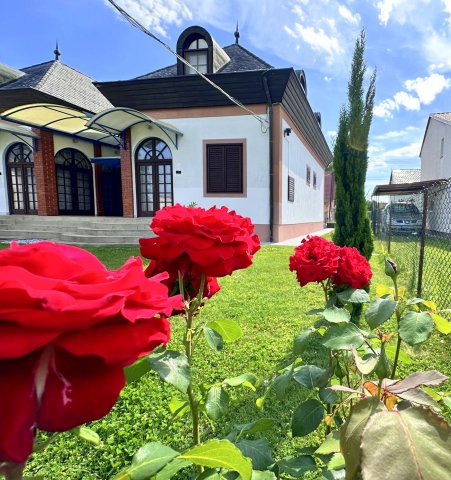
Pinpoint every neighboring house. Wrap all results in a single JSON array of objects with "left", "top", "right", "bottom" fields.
[
  {"left": 420, "top": 113, "right": 451, "bottom": 181},
  {"left": 389, "top": 168, "right": 421, "bottom": 204},
  {"left": 0, "top": 26, "right": 332, "bottom": 242},
  {"left": 420, "top": 112, "right": 451, "bottom": 234}
]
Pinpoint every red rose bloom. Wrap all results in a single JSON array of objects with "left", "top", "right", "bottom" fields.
[
  {"left": 289, "top": 236, "right": 341, "bottom": 287},
  {"left": 139, "top": 205, "right": 260, "bottom": 295},
  {"left": 333, "top": 246, "right": 373, "bottom": 288},
  {"left": 0, "top": 242, "right": 181, "bottom": 464}
]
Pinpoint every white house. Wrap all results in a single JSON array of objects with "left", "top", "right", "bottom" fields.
[
  {"left": 420, "top": 112, "right": 451, "bottom": 234},
  {"left": 0, "top": 25, "right": 332, "bottom": 242}
]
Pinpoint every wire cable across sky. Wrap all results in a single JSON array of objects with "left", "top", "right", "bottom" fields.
[{"left": 106, "top": 0, "right": 269, "bottom": 129}]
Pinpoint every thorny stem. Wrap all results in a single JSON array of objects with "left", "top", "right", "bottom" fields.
[
  {"left": 180, "top": 273, "right": 206, "bottom": 473},
  {"left": 391, "top": 278, "right": 402, "bottom": 379},
  {"left": 364, "top": 339, "right": 378, "bottom": 356},
  {"left": 343, "top": 352, "right": 354, "bottom": 408},
  {"left": 321, "top": 281, "right": 329, "bottom": 304}
]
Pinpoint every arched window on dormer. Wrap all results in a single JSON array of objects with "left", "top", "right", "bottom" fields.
[
  {"left": 177, "top": 26, "right": 214, "bottom": 75},
  {"left": 185, "top": 37, "right": 209, "bottom": 74}
]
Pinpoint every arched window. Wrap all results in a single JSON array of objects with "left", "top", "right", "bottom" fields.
[
  {"left": 184, "top": 37, "right": 209, "bottom": 74},
  {"left": 177, "top": 26, "right": 213, "bottom": 75},
  {"left": 55, "top": 148, "right": 93, "bottom": 215},
  {"left": 6, "top": 142, "right": 37, "bottom": 214},
  {"left": 135, "top": 138, "right": 173, "bottom": 217}
]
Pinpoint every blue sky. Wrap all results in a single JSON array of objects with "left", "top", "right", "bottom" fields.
[{"left": 1, "top": 0, "right": 451, "bottom": 195}]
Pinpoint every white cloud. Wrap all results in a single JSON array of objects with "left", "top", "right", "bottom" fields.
[
  {"left": 387, "top": 142, "right": 421, "bottom": 159},
  {"left": 367, "top": 141, "right": 422, "bottom": 172},
  {"left": 393, "top": 91, "right": 421, "bottom": 111},
  {"left": 374, "top": 98, "right": 397, "bottom": 118},
  {"left": 338, "top": 5, "right": 361, "bottom": 24},
  {"left": 327, "top": 130, "right": 338, "bottom": 139},
  {"left": 405, "top": 73, "right": 451, "bottom": 104},
  {"left": 374, "top": 73, "right": 450, "bottom": 118},
  {"left": 286, "top": 23, "right": 343, "bottom": 60},
  {"left": 375, "top": 0, "right": 394, "bottom": 25},
  {"left": 106, "top": 0, "right": 193, "bottom": 37},
  {"left": 374, "top": 1, "right": 451, "bottom": 69},
  {"left": 373, "top": 126, "right": 420, "bottom": 140},
  {"left": 107, "top": 0, "right": 363, "bottom": 76},
  {"left": 324, "top": 76, "right": 332, "bottom": 82}
]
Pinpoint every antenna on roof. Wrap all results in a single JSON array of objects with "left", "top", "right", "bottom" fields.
[
  {"left": 54, "top": 41, "right": 61, "bottom": 61},
  {"left": 234, "top": 21, "right": 240, "bottom": 44}
]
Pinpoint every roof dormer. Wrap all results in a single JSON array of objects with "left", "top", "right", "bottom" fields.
[{"left": 177, "top": 26, "right": 230, "bottom": 76}]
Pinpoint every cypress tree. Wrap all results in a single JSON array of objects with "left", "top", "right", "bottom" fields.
[{"left": 333, "top": 31, "right": 376, "bottom": 260}]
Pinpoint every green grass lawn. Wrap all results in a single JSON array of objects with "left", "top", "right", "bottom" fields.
[{"left": 1, "top": 241, "right": 448, "bottom": 479}]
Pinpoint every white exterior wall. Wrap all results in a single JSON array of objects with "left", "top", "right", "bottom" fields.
[
  {"left": 421, "top": 119, "right": 451, "bottom": 234},
  {"left": 53, "top": 134, "right": 95, "bottom": 158},
  {"left": 130, "top": 114, "right": 270, "bottom": 224},
  {"left": 421, "top": 119, "right": 451, "bottom": 180},
  {"left": 281, "top": 120, "right": 324, "bottom": 224}
]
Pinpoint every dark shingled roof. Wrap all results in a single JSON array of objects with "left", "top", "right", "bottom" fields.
[
  {"left": 96, "top": 68, "right": 333, "bottom": 168},
  {"left": 0, "top": 60, "right": 112, "bottom": 113},
  {"left": 134, "top": 43, "right": 273, "bottom": 80}
]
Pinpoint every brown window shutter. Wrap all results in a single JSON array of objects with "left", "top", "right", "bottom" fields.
[
  {"left": 225, "top": 144, "right": 243, "bottom": 193},
  {"left": 206, "top": 144, "right": 226, "bottom": 192},
  {"left": 206, "top": 143, "right": 243, "bottom": 194}
]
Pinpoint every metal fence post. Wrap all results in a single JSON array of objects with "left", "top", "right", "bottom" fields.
[
  {"left": 417, "top": 189, "right": 428, "bottom": 297},
  {"left": 388, "top": 206, "right": 392, "bottom": 253}
]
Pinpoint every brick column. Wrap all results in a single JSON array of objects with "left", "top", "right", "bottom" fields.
[
  {"left": 120, "top": 129, "right": 134, "bottom": 217},
  {"left": 33, "top": 129, "right": 58, "bottom": 216},
  {"left": 93, "top": 143, "right": 104, "bottom": 216}
]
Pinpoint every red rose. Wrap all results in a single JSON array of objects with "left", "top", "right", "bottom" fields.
[
  {"left": 0, "top": 242, "right": 181, "bottom": 464},
  {"left": 333, "top": 246, "right": 373, "bottom": 289},
  {"left": 289, "top": 236, "right": 341, "bottom": 287},
  {"left": 139, "top": 205, "right": 260, "bottom": 292}
]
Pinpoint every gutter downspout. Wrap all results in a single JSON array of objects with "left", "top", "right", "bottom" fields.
[{"left": 262, "top": 73, "right": 274, "bottom": 243}]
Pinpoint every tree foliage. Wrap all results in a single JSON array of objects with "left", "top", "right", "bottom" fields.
[{"left": 333, "top": 30, "right": 376, "bottom": 259}]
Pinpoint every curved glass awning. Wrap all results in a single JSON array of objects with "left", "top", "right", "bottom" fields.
[
  {"left": 86, "top": 107, "right": 183, "bottom": 149},
  {"left": 0, "top": 104, "right": 120, "bottom": 147},
  {"left": 0, "top": 119, "right": 39, "bottom": 148}
]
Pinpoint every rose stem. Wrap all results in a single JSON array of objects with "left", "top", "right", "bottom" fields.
[
  {"left": 181, "top": 274, "right": 206, "bottom": 473},
  {"left": 390, "top": 277, "right": 402, "bottom": 379}
]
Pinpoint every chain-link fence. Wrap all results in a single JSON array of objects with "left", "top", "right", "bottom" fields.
[{"left": 372, "top": 178, "right": 451, "bottom": 314}]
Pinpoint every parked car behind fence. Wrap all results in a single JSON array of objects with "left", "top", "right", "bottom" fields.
[{"left": 382, "top": 202, "right": 422, "bottom": 234}]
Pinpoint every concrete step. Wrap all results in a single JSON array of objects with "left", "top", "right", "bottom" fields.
[
  {"left": 0, "top": 215, "right": 155, "bottom": 245},
  {"left": 59, "top": 234, "right": 145, "bottom": 244}
]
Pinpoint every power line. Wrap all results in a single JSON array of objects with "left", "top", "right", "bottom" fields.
[{"left": 106, "top": 0, "right": 269, "bottom": 129}]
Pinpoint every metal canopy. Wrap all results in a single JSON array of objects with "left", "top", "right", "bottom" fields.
[
  {"left": 0, "top": 104, "right": 120, "bottom": 147},
  {"left": 90, "top": 156, "right": 121, "bottom": 168},
  {"left": 0, "top": 119, "right": 39, "bottom": 148},
  {"left": 86, "top": 107, "right": 183, "bottom": 149},
  {"left": 372, "top": 179, "right": 448, "bottom": 197}
]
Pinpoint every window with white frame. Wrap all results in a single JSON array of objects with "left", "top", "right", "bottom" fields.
[
  {"left": 185, "top": 38, "right": 208, "bottom": 74},
  {"left": 440, "top": 137, "right": 444, "bottom": 158},
  {"left": 306, "top": 165, "right": 311, "bottom": 186}
]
